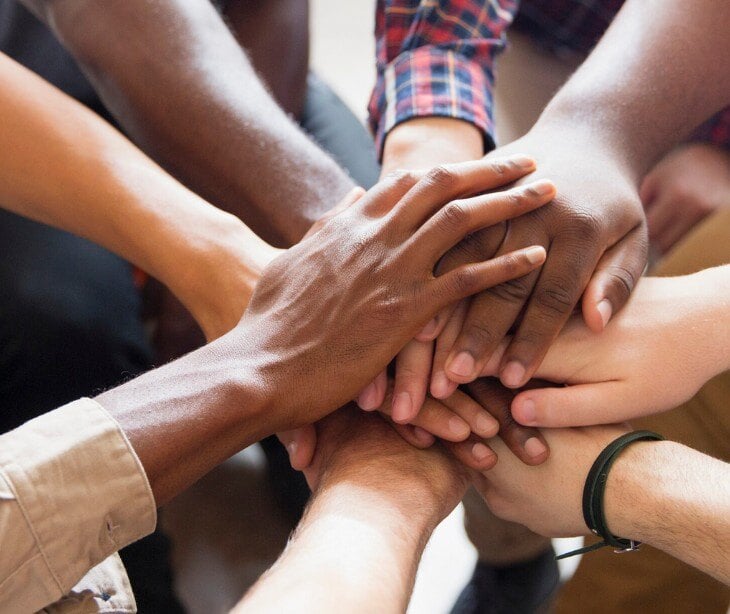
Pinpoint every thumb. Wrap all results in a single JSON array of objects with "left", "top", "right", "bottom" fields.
[{"left": 511, "top": 382, "right": 628, "bottom": 428}]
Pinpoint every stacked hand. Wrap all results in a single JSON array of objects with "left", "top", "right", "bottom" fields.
[{"left": 239, "top": 156, "right": 549, "bottom": 432}]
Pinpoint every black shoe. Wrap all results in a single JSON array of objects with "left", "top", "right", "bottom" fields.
[{"left": 450, "top": 547, "right": 560, "bottom": 614}]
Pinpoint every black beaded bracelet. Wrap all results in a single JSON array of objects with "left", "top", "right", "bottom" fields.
[{"left": 556, "top": 430, "right": 664, "bottom": 561}]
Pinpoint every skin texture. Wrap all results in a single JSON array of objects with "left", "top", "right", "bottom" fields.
[
  {"left": 474, "top": 432, "right": 730, "bottom": 585},
  {"left": 477, "top": 266, "right": 730, "bottom": 427},
  {"left": 641, "top": 143, "right": 730, "bottom": 254},
  {"left": 223, "top": 0, "right": 310, "bottom": 119},
  {"left": 236, "top": 408, "right": 469, "bottom": 614},
  {"left": 24, "top": 0, "right": 353, "bottom": 247},
  {"left": 0, "top": 52, "right": 278, "bottom": 341},
  {"left": 356, "top": 117, "right": 551, "bottom": 465},
  {"left": 98, "top": 158, "right": 549, "bottom": 506},
  {"left": 428, "top": 0, "right": 730, "bottom": 393}
]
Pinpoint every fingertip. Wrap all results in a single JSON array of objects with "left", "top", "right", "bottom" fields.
[
  {"left": 430, "top": 371, "right": 455, "bottom": 398},
  {"left": 499, "top": 360, "right": 527, "bottom": 389},
  {"left": 356, "top": 383, "right": 379, "bottom": 411},
  {"left": 511, "top": 394, "right": 538, "bottom": 426},
  {"left": 445, "top": 351, "right": 477, "bottom": 383},
  {"left": 471, "top": 442, "right": 497, "bottom": 470},
  {"left": 412, "top": 426, "right": 436, "bottom": 447},
  {"left": 474, "top": 413, "right": 500, "bottom": 439},
  {"left": 415, "top": 317, "right": 440, "bottom": 341},
  {"left": 524, "top": 245, "right": 547, "bottom": 266},
  {"left": 391, "top": 391, "right": 415, "bottom": 424},
  {"left": 523, "top": 436, "right": 549, "bottom": 464},
  {"left": 448, "top": 416, "right": 472, "bottom": 441}
]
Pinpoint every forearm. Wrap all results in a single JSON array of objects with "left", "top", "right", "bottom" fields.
[
  {"left": 96, "top": 337, "right": 270, "bottom": 507},
  {"left": 539, "top": 0, "right": 730, "bottom": 178},
  {"left": 236, "top": 483, "right": 434, "bottom": 613},
  {"left": 0, "top": 53, "right": 270, "bottom": 335},
  {"left": 606, "top": 441, "right": 730, "bottom": 584},
  {"left": 28, "top": 0, "right": 354, "bottom": 246}
]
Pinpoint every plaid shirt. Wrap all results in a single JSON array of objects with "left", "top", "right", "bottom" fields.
[{"left": 369, "top": 0, "right": 729, "bottom": 157}]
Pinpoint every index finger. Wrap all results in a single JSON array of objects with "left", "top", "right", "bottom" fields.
[{"left": 392, "top": 156, "right": 537, "bottom": 230}]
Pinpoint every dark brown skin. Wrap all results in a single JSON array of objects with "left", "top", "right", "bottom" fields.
[
  {"left": 224, "top": 0, "right": 310, "bottom": 119},
  {"left": 427, "top": 0, "right": 730, "bottom": 391},
  {"left": 25, "top": 0, "right": 350, "bottom": 247},
  {"left": 98, "top": 159, "right": 549, "bottom": 506}
]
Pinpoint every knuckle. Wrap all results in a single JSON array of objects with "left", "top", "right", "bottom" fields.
[
  {"left": 425, "top": 164, "right": 458, "bottom": 190},
  {"left": 450, "top": 267, "right": 478, "bottom": 296},
  {"left": 463, "top": 321, "right": 497, "bottom": 350},
  {"left": 384, "top": 169, "right": 420, "bottom": 191},
  {"left": 490, "top": 160, "right": 507, "bottom": 175},
  {"left": 603, "top": 264, "right": 637, "bottom": 301},
  {"left": 570, "top": 210, "right": 602, "bottom": 238},
  {"left": 437, "top": 201, "right": 469, "bottom": 232},
  {"left": 486, "top": 275, "right": 533, "bottom": 304},
  {"left": 534, "top": 282, "right": 575, "bottom": 316}
]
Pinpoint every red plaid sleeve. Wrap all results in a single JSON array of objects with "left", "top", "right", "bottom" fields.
[{"left": 368, "top": 0, "right": 519, "bottom": 158}]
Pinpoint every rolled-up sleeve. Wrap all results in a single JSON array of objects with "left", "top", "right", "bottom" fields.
[
  {"left": 0, "top": 398, "right": 156, "bottom": 613},
  {"left": 369, "top": 0, "right": 519, "bottom": 157}
]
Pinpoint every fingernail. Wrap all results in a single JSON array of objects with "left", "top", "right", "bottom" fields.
[
  {"left": 286, "top": 441, "right": 298, "bottom": 458},
  {"left": 501, "top": 361, "right": 526, "bottom": 388},
  {"left": 528, "top": 179, "right": 555, "bottom": 196},
  {"left": 431, "top": 372, "right": 450, "bottom": 398},
  {"left": 420, "top": 318, "right": 439, "bottom": 339},
  {"left": 597, "top": 299, "right": 613, "bottom": 329},
  {"left": 475, "top": 414, "right": 497, "bottom": 437},
  {"left": 524, "top": 436, "right": 547, "bottom": 459},
  {"left": 524, "top": 246, "right": 546, "bottom": 265},
  {"left": 357, "top": 385, "right": 378, "bottom": 411},
  {"left": 448, "top": 351, "right": 475, "bottom": 378},
  {"left": 449, "top": 416, "right": 470, "bottom": 438},
  {"left": 518, "top": 399, "right": 536, "bottom": 424},
  {"left": 391, "top": 392, "right": 413, "bottom": 423},
  {"left": 472, "top": 442, "right": 491, "bottom": 461},
  {"left": 509, "top": 154, "right": 535, "bottom": 170}
]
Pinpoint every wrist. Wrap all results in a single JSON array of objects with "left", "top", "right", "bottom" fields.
[
  {"left": 315, "top": 478, "right": 439, "bottom": 540},
  {"left": 382, "top": 117, "right": 484, "bottom": 175},
  {"left": 603, "top": 440, "right": 676, "bottom": 544},
  {"left": 164, "top": 207, "right": 281, "bottom": 340}
]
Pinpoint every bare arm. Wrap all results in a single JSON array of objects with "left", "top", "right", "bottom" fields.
[
  {"left": 607, "top": 441, "right": 730, "bottom": 585},
  {"left": 0, "top": 52, "right": 276, "bottom": 340},
  {"left": 475, "top": 429, "right": 730, "bottom": 585},
  {"left": 96, "top": 158, "right": 549, "bottom": 505},
  {"left": 24, "top": 0, "right": 354, "bottom": 246},
  {"left": 432, "top": 0, "right": 730, "bottom": 396},
  {"left": 235, "top": 408, "right": 469, "bottom": 613}
]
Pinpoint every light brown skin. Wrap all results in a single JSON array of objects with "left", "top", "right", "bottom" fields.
[
  {"left": 98, "top": 158, "right": 550, "bottom": 506},
  {"left": 24, "top": 0, "right": 350, "bottom": 246},
  {"left": 474, "top": 430, "right": 730, "bottom": 586},
  {"left": 394, "top": 0, "right": 730, "bottom": 399},
  {"left": 238, "top": 407, "right": 470, "bottom": 614}
]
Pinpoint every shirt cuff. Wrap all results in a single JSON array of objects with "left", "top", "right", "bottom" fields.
[
  {"left": 0, "top": 397, "right": 156, "bottom": 603},
  {"left": 368, "top": 47, "right": 495, "bottom": 159}
]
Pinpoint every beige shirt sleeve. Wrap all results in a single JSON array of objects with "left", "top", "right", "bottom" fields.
[{"left": 0, "top": 398, "right": 157, "bottom": 613}]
